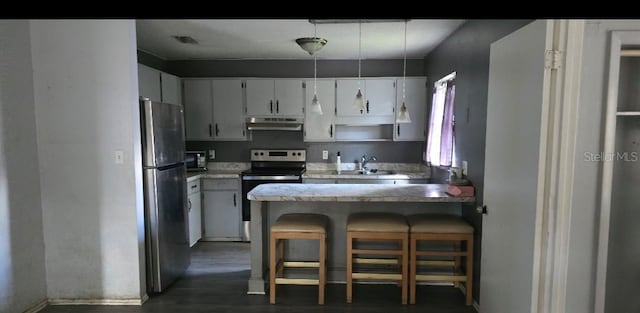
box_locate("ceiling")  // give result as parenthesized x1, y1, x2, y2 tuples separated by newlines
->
(135, 19, 465, 60)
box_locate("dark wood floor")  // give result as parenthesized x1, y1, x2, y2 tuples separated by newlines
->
(41, 242, 477, 313)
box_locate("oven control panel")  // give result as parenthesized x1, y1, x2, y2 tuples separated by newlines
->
(250, 149, 306, 162)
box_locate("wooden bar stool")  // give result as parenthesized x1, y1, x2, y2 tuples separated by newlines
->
(408, 214, 474, 305)
(269, 213, 328, 305)
(346, 212, 409, 304)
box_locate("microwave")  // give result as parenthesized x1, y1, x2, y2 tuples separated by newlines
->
(185, 151, 207, 172)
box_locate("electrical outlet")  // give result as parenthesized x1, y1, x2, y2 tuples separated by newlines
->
(209, 149, 215, 160)
(322, 150, 328, 160)
(462, 160, 468, 176)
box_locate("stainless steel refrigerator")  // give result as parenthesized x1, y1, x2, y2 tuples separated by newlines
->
(140, 98, 190, 293)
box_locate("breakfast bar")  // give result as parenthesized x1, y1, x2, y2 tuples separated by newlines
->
(246, 183, 476, 295)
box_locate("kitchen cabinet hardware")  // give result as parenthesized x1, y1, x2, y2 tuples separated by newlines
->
(191, 184, 198, 189)
(188, 199, 192, 211)
(366, 100, 370, 113)
(329, 124, 333, 137)
(270, 100, 273, 113)
(209, 124, 212, 137)
(233, 193, 237, 206)
(276, 100, 279, 113)
(215, 123, 219, 136)
(476, 205, 488, 215)
(397, 124, 400, 136)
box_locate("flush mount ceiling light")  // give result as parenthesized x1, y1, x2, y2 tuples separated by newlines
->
(295, 37, 328, 55)
(172, 35, 198, 45)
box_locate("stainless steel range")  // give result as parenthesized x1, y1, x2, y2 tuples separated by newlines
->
(241, 149, 306, 241)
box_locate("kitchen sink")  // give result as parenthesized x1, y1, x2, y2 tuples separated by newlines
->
(335, 169, 395, 175)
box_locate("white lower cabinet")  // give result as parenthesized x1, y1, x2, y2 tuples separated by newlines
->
(187, 179, 202, 247)
(202, 178, 241, 241)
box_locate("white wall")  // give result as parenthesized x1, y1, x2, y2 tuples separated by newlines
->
(0, 20, 47, 313)
(30, 20, 146, 301)
(567, 20, 640, 313)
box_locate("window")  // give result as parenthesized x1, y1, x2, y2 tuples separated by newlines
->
(426, 72, 456, 167)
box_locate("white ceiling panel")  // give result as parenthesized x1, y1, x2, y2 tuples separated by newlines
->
(136, 19, 465, 60)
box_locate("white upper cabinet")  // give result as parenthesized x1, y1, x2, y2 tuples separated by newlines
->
(304, 80, 336, 142)
(138, 64, 181, 105)
(160, 72, 181, 105)
(246, 79, 304, 117)
(138, 64, 161, 102)
(183, 79, 214, 141)
(212, 79, 247, 140)
(336, 78, 396, 124)
(394, 77, 427, 141)
(274, 79, 304, 116)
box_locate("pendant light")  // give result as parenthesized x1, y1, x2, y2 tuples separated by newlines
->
(353, 22, 366, 111)
(396, 20, 411, 123)
(310, 24, 323, 114)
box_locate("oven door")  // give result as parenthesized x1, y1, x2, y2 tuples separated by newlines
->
(240, 175, 302, 241)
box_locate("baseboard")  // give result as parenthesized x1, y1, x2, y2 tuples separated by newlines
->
(23, 299, 48, 313)
(48, 297, 145, 306)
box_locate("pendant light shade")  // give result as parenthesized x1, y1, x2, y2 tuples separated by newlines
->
(310, 94, 323, 114)
(396, 20, 411, 123)
(353, 22, 366, 111)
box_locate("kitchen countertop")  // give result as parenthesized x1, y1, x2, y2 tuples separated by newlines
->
(186, 162, 249, 182)
(302, 170, 430, 180)
(247, 183, 474, 202)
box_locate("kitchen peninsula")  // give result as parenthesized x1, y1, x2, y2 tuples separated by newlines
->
(246, 183, 475, 294)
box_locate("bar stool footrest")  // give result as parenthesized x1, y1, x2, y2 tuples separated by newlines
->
(283, 261, 320, 268)
(275, 278, 320, 285)
(352, 272, 402, 280)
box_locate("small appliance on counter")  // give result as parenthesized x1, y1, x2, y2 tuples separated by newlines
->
(185, 151, 207, 172)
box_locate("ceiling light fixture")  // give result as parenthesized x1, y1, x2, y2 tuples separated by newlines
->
(353, 22, 366, 111)
(396, 20, 411, 123)
(172, 35, 198, 45)
(295, 37, 327, 56)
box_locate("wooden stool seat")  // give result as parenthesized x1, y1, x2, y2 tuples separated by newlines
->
(270, 213, 328, 305)
(346, 212, 409, 304)
(408, 214, 474, 306)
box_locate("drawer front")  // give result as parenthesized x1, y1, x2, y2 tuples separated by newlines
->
(187, 180, 200, 194)
(202, 178, 239, 190)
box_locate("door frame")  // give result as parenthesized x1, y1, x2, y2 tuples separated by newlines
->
(594, 30, 640, 313)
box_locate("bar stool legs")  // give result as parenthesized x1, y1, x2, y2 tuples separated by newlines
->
(269, 213, 328, 305)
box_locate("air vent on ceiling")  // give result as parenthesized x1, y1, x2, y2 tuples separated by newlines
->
(172, 36, 198, 45)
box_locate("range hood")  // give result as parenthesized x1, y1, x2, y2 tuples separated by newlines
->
(246, 117, 303, 131)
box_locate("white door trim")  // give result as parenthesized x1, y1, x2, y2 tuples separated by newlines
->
(530, 19, 585, 313)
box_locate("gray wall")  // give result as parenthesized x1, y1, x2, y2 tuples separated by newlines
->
(0, 20, 47, 313)
(568, 20, 640, 313)
(174, 58, 426, 163)
(166, 59, 424, 78)
(423, 19, 532, 303)
(187, 131, 423, 163)
(137, 50, 169, 73)
(31, 20, 146, 301)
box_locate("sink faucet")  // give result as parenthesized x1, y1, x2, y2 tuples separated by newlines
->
(360, 155, 377, 172)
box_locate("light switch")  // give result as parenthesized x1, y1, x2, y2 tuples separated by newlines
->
(209, 149, 215, 160)
(462, 160, 468, 176)
(322, 150, 328, 160)
(115, 150, 124, 164)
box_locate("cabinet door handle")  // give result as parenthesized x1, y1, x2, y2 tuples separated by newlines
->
(366, 100, 370, 113)
(188, 199, 192, 212)
(270, 100, 273, 113)
(233, 193, 237, 207)
(215, 123, 220, 136)
(208, 124, 212, 137)
(276, 100, 279, 113)
(329, 124, 333, 137)
(397, 125, 400, 136)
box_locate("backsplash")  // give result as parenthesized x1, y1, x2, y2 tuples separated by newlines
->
(186, 130, 425, 163)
